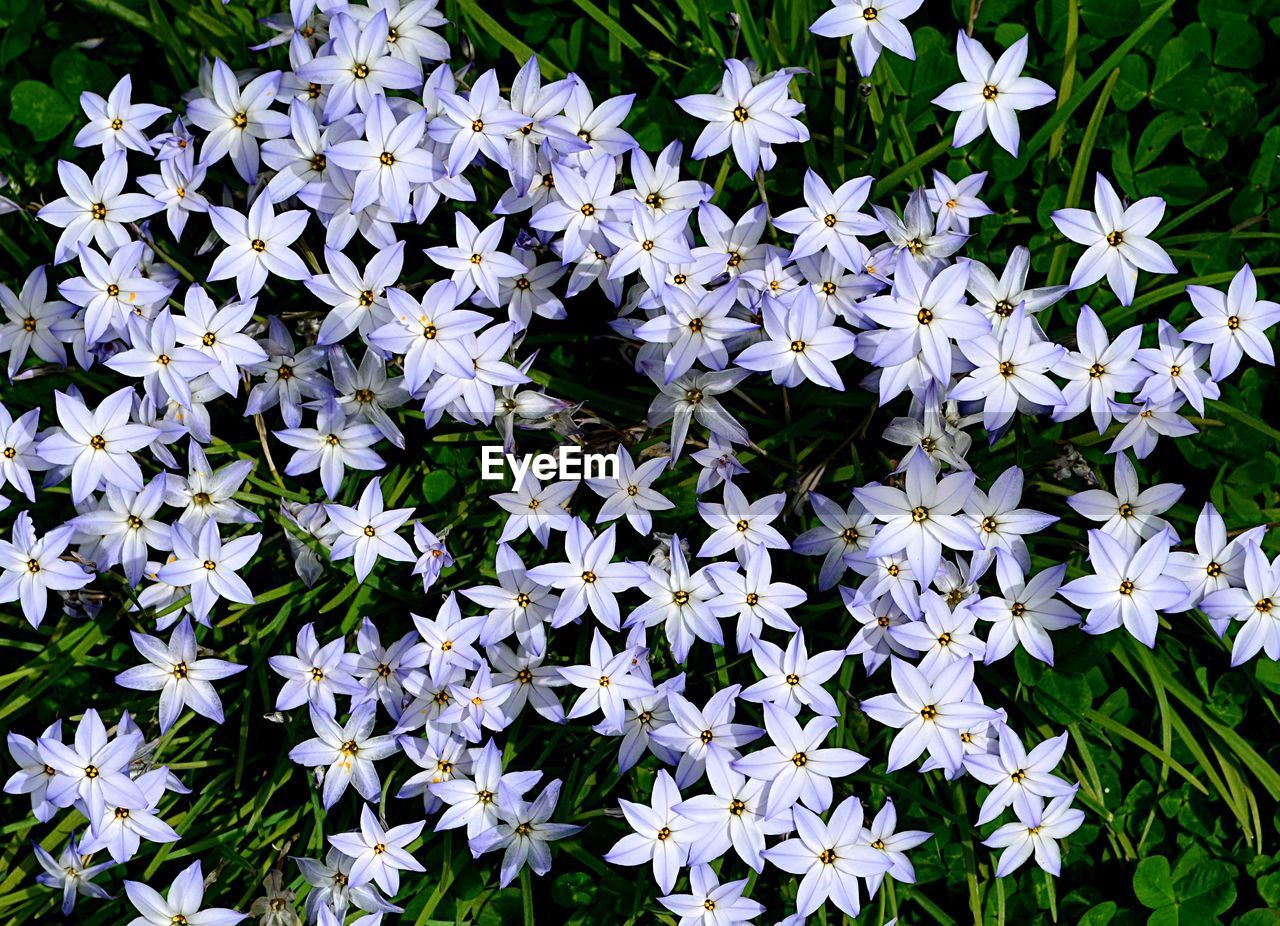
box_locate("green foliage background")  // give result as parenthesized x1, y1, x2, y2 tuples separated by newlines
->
(2, 0, 1280, 924)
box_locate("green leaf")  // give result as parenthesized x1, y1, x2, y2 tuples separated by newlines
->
(1113, 55, 1151, 111)
(1182, 124, 1227, 160)
(1080, 0, 1142, 38)
(422, 469, 456, 504)
(8, 80, 76, 142)
(1080, 902, 1119, 925)
(1135, 113, 1195, 170)
(1135, 856, 1176, 909)
(1151, 36, 1212, 112)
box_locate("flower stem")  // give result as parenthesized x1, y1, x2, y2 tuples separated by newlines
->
(520, 867, 535, 926)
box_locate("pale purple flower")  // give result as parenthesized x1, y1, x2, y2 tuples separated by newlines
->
(38, 387, 158, 502)
(739, 630, 847, 717)
(856, 448, 980, 584)
(469, 779, 583, 887)
(970, 553, 1078, 665)
(1058, 529, 1187, 647)
(115, 616, 245, 731)
(289, 702, 398, 808)
(658, 864, 764, 926)
(773, 170, 880, 270)
(859, 656, 1000, 776)
(37, 151, 161, 264)
(732, 703, 868, 817)
(75, 73, 168, 154)
(186, 58, 290, 183)
(325, 476, 416, 581)
(297, 10, 422, 120)
(208, 193, 310, 300)
(527, 520, 648, 631)
(811, 0, 922, 76)
(736, 289, 857, 389)
(1051, 173, 1176, 306)
(328, 803, 425, 894)
(760, 798, 892, 918)
(932, 33, 1055, 156)
(677, 60, 809, 177)
(1183, 264, 1280, 380)
(983, 790, 1084, 877)
(157, 520, 262, 621)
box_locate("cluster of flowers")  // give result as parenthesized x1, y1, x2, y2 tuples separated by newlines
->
(4, 0, 1280, 923)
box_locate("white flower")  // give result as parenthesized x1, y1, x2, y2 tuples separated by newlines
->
(969, 553, 1079, 666)
(772, 169, 880, 270)
(470, 779, 583, 887)
(328, 95, 435, 220)
(889, 590, 985, 674)
(38, 708, 146, 820)
(428, 69, 529, 176)
(58, 241, 173, 345)
(1051, 305, 1144, 432)
(526, 520, 648, 631)
(105, 308, 219, 409)
(658, 864, 765, 926)
(739, 630, 846, 716)
(37, 151, 161, 264)
(966, 727, 1076, 825)
(707, 542, 807, 652)
(925, 170, 993, 234)
(124, 861, 247, 926)
(585, 445, 674, 536)
(289, 702, 398, 808)
(1065, 452, 1182, 551)
(33, 832, 113, 915)
(676, 59, 809, 177)
(949, 306, 1065, 432)
(1051, 173, 1177, 306)
(860, 259, 987, 384)
(325, 476, 416, 582)
(186, 58, 290, 183)
(626, 536, 724, 663)
(647, 367, 751, 460)
(424, 214, 527, 305)
(604, 770, 694, 893)
(268, 623, 363, 715)
(810, 0, 922, 77)
(491, 472, 578, 546)
(859, 656, 1000, 776)
(296, 10, 422, 121)
(1200, 543, 1280, 665)
(38, 387, 158, 502)
(760, 798, 893, 918)
(983, 790, 1084, 877)
(1166, 502, 1263, 622)
(0, 266, 76, 376)
(115, 617, 244, 731)
(735, 289, 857, 390)
(675, 751, 777, 871)
(276, 399, 385, 499)
(731, 703, 868, 817)
(649, 685, 763, 788)
(557, 628, 654, 733)
(328, 804, 425, 894)
(208, 193, 310, 301)
(604, 202, 693, 291)
(157, 519, 262, 621)
(1058, 529, 1187, 647)
(932, 33, 1055, 156)
(855, 448, 980, 585)
(1183, 264, 1280, 380)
